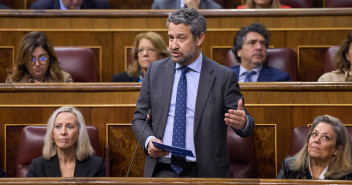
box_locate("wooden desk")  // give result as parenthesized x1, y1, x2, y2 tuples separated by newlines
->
(1, 82, 352, 178)
(1, 9, 352, 81)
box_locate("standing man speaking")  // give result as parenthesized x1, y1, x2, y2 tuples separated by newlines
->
(132, 8, 255, 177)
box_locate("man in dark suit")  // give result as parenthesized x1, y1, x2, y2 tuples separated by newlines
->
(132, 8, 254, 177)
(230, 23, 291, 82)
(151, 0, 222, 9)
(30, 0, 109, 9)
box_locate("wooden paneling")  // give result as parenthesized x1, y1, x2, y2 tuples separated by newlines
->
(0, 47, 13, 82)
(107, 124, 145, 177)
(298, 47, 328, 81)
(1, 9, 352, 81)
(1, 83, 352, 177)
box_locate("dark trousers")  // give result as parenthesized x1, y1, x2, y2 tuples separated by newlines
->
(152, 162, 198, 177)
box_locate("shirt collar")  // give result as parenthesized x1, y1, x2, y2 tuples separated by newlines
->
(308, 156, 328, 179)
(180, 0, 184, 8)
(239, 65, 262, 77)
(175, 51, 202, 73)
(60, 0, 81, 10)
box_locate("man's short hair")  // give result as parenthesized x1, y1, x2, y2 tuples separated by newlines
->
(167, 8, 207, 39)
(232, 23, 270, 62)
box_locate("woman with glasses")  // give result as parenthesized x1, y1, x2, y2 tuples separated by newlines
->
(111, 32, 169, 82)
(6, 31, 73, 83)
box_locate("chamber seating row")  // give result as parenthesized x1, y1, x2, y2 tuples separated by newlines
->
(42, 46, 340, 83)
(1, 0, 352, 9)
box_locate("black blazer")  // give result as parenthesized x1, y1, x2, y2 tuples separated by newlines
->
(26, 155, 106, 177)
(277, 157, 352, 180)
(30, 0, 109, 9)
(111, 71, 139, 82)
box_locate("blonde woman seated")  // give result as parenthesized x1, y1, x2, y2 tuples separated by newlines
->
(26, 106, 105, 177)
(318, 32, 352, 82)
(6, 31, 72, 83)
(111, 32, 169, 82)
(277, 115, 352, 179)
(237, 0, 290, 9)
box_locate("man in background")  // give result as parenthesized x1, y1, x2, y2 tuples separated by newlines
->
(30, 0, 109, 9)
(152, 0, 221, 9)
(230, 23, 291, 82)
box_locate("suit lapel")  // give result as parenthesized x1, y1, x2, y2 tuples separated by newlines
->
(234, 66, 240, 80)
(257, 66, 270, 81)
(193, 56, 215, 136)
(45, 155, 61, 177)
(53, 0, 61, 9)
(73, 158, 90, 177)
(157, 59, 176, 139)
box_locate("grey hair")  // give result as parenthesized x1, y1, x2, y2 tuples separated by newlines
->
(167, 8, 207, 40)
(42, 106, 94, 161)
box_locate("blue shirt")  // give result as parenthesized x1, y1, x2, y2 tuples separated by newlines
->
(59, 0, 81, 10)
(145, 52, 203, 163)
(238, 65, 262, 82)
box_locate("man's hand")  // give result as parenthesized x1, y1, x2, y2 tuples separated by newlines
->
(184, 0, 201, 9)
(147, 138, 169, 158)
(224, 99, 247, 129)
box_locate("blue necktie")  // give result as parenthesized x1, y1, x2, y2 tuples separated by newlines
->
(244, 71, 256, 82)
(171, 66, 190, 174)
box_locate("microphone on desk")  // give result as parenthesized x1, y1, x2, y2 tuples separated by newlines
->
(126, 109, 152, 177)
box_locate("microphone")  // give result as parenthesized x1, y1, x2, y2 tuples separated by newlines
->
(126, 109, 152, 177)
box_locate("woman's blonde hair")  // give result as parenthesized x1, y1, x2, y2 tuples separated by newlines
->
(127, 32, 169, 78)
(289, 115, 352, 179)
(7, 31, 65, 82)
(245, 0, 281, 8)
(42, 106, 94, 161)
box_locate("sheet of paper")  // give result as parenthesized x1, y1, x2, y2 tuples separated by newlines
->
(152, 141, 195, 158)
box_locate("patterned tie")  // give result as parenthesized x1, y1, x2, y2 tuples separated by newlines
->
(244, 71, 256, 82)
(171, 66, 190, 174)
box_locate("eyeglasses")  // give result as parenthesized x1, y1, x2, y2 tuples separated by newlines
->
(30, 56, 48, 65)
(138, 48, 157, 55)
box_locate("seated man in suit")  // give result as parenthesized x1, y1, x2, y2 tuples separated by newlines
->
(31, 0, 109, 9)
(230, 23, 291, 82)
(152, 0, 222, 9)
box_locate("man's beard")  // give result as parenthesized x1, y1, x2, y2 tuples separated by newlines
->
(170, 43, 197, 66)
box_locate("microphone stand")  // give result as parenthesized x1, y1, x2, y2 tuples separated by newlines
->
(126, 109, 151, 177)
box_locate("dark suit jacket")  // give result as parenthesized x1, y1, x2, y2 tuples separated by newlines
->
(151, 0, 222, 9)
(230, 65, 292, 82)
(111, 71, 139, 82)
(0, 4, 10, 9)
(277, 157, 352, 180)
(26, 155, 106, 177)
(30, 0, 109, 9)
(132, 55, 255, 177)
